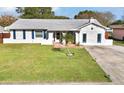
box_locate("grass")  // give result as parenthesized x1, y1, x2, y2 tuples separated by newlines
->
(113, 40, 124, 46)
(0, 44, 110, 83)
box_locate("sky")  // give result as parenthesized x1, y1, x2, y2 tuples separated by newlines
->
(0, 7, 124, 20)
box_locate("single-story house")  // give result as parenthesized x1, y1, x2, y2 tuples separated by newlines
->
(3, 18, 113, 45)
(110, 24, 124, 40)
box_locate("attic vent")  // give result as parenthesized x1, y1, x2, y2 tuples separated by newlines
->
(91, 27, 93, 30)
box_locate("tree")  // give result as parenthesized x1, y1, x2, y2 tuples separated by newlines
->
(74, 10, 96, 19)
(112, 15, 124, 25)
(16, 7, 54, 19)
(0, 15, 16, 27)
(121, 15, 124, 21)
(97, 12, 115, 26)
(53, 16, 69, 19)
(74, 10, 115, 26)
(111, 20, 124, 25)
(16, 7, 69, 19)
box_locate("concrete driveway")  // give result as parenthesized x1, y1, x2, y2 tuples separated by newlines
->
(86, 46, 124, 84)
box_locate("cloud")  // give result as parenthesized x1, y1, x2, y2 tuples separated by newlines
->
(1, 7, 15, 10)
(0, 7, 17, 16)
(0, 7, 16, 12)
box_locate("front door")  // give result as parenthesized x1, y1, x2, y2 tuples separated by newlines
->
(55, 32, 60, 42)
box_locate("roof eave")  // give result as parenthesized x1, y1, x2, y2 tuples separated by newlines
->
(78, 22, 111, 30)
(9, 28, 79, 32)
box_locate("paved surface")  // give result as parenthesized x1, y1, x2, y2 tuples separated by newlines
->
(86, 45, 124, 84)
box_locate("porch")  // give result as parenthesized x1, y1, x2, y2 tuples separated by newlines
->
(53, 31, 78, 45)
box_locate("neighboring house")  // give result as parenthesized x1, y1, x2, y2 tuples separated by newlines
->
(4, 18, 113, 45)
(110, 24, 124, 40)
(0, 26, 10, 43)
(0, 26, 4, 43)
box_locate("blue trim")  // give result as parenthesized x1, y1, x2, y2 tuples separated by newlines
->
(43, 31, 48, 40)
(13, 30, 16, 39)
(46, 31, 49, 39)
(43, 31, 46, 39)
(32, 30, 34, 39)
(23, 30, 26, 39)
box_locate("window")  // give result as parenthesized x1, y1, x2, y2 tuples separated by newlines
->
(82, 33, 87, 43)
(97, 33, 101, 43)
(13, 30, 16, 39)
(32, 30, 34, 39)
(56, 32, 60, 39)
(35, 31, 42, 37)
(43, 31, 48, 40)
(23, 30, 26, 39)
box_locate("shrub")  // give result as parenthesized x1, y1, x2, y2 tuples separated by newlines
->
(64, 32, 74, 44)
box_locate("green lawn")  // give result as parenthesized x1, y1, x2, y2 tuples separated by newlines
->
(0, 44, 110, 83)
(113, 40, 124, 46)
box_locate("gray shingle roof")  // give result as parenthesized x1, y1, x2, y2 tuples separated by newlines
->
(7, 19, 107, 31)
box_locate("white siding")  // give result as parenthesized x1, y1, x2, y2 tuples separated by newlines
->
(75, 32, 79, 44)
(4, 31, 35, 43)
(78, 24, 113, 45)
(3, 30, 54, 45)
(41, 32, 54, 45)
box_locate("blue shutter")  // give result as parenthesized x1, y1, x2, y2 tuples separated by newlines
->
(46, 31, 49, 40)
(43, 31, 46, 39)
(32, 30, 34, 39)
(23, 30, 26, 39)
(42, 31, 48, 39)
(44, 31, 48, 40)
(13, 30, 16, 39)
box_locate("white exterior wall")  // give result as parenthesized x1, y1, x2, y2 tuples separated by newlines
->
(3, 24, 113, 45)
(78, 24, 113, 45)
(3, 31, 54, 45)
(41, 32, 54, 45)
(75, 32, 79, 44)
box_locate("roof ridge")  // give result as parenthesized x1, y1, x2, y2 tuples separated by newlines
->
(18, 19, 90, 20)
